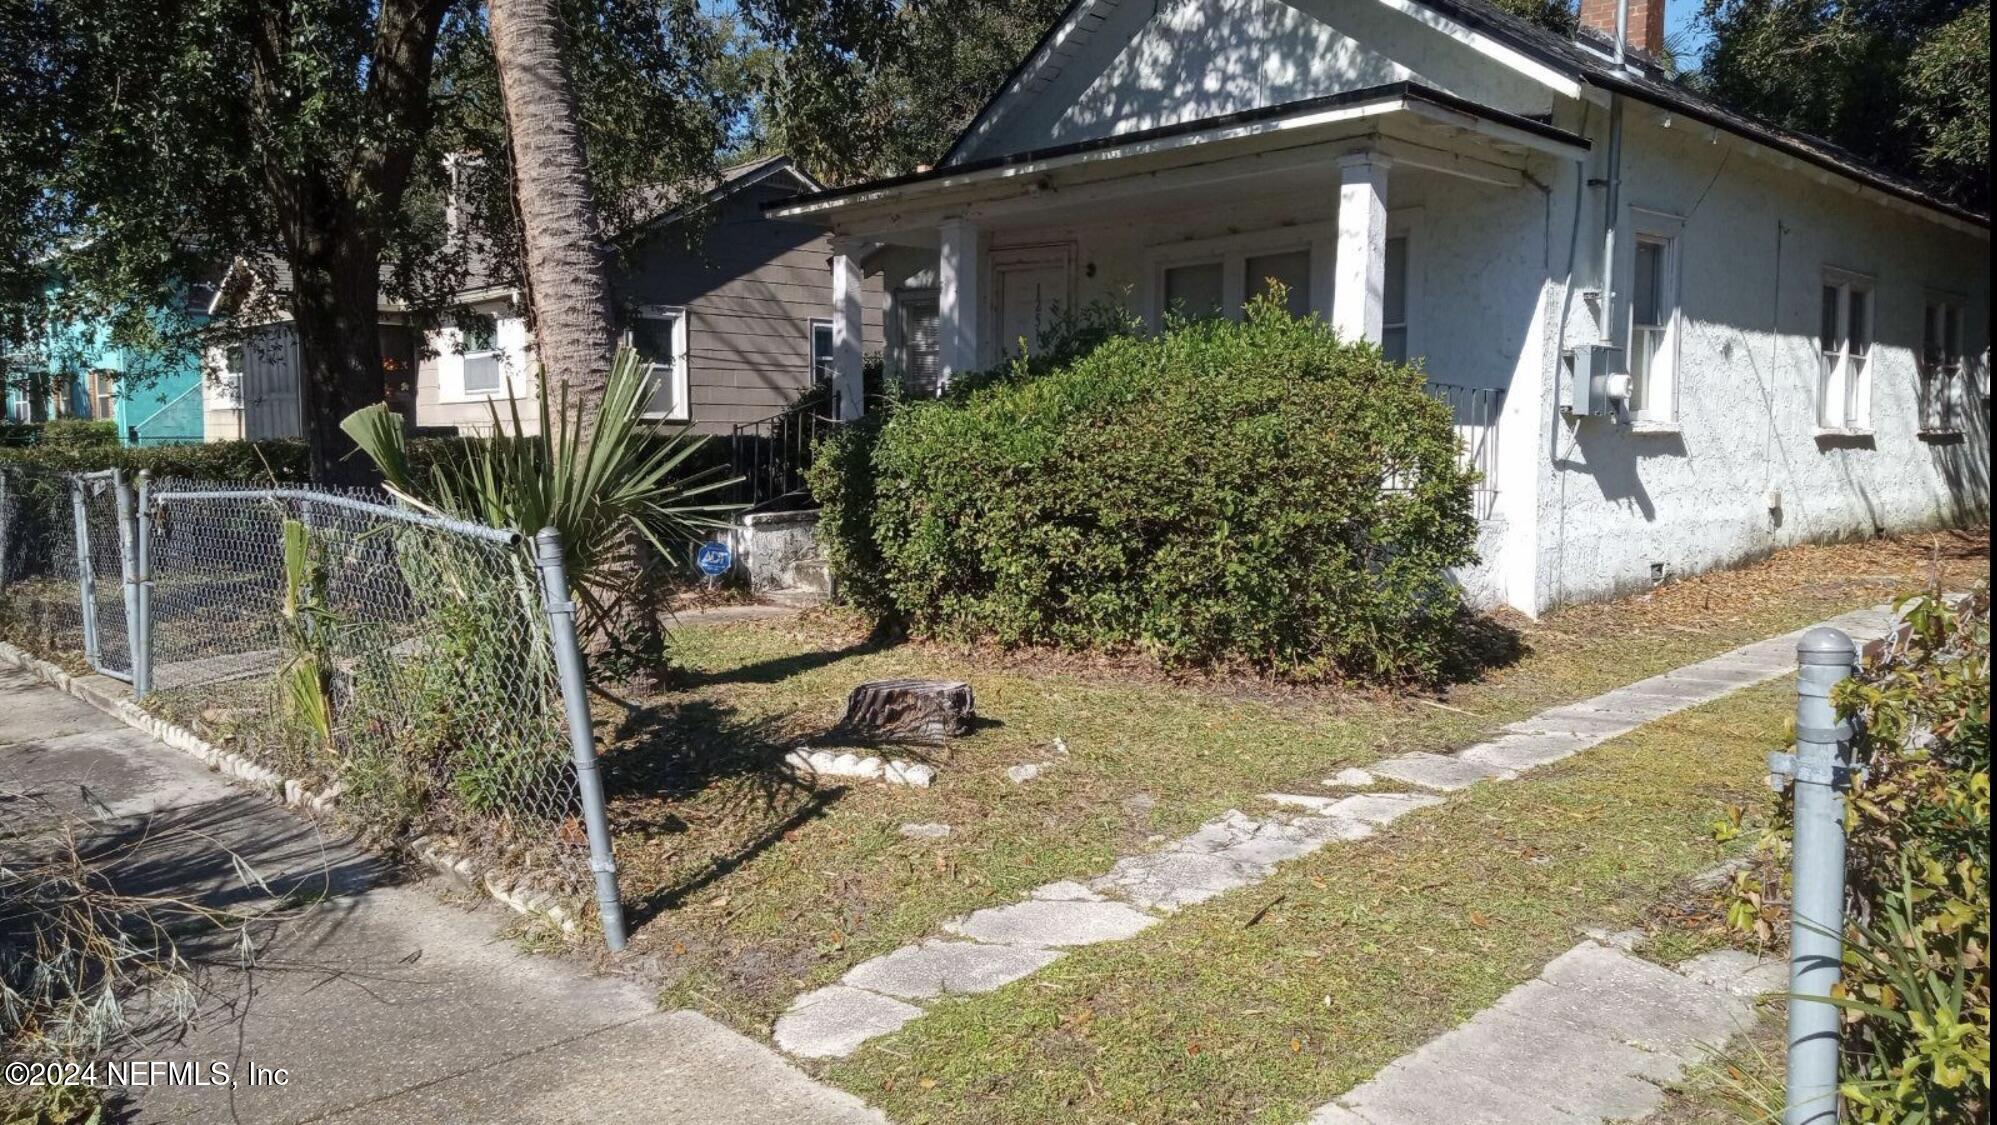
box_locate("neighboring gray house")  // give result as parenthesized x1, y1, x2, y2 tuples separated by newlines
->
(772, 0, 1990, 614)
(201, 259, 417, 442)
(416, 155, 884, 437)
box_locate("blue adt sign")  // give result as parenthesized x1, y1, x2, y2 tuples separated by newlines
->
(695, 540, 734, 577)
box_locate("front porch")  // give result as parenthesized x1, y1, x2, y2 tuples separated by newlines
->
(772, 84, 1585, 534)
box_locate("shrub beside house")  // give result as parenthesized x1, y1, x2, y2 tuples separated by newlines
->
(812, 300, 1481, 683)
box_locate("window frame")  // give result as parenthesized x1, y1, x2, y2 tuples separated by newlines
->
(1919, 295, 1965, 435)
(1623, 208, 1684, 426)
(440, 311, 529, 404)
(89, 368, 117, 423)
(1145, 224, 1334, 326)
(1382, 209, 1424, 364)
(809, 317, 836, 385)
(627, 304, 691, 423)
(1817, 268, 1875, 433)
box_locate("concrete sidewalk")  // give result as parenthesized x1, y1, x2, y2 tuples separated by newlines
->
(0, 665, 883, 1125)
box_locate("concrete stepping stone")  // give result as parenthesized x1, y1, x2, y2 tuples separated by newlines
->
(1261, 792, 1340, 812)
(1324, 767, 1377, 788)
(942, 899, 1157, 947)
(1312, 941, 1759, 1124)
(841, 940, 1060, 1000)
(772, 985, 922, 1059)
(1370, 750, 1514, 791)
(1458, 730, 1603, 773)
(1091, 850, 1265, 911)
(1325, 791, 1445, 825)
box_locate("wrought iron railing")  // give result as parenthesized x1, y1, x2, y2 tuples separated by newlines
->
(729, 394, 839, 510)
(1424, 380, 1504, 520)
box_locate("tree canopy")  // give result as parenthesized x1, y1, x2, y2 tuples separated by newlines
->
(1693, 0, 1990, 211)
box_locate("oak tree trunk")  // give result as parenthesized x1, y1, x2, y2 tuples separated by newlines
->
(487, 0, 617, 416)
(286, 234, 386, 485)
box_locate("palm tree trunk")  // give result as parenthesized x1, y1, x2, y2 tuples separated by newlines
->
(487, 0, 616, 411)
(487, 0, 667, 689)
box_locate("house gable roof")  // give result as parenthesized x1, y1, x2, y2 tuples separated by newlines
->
(942, 0, 1986, 229)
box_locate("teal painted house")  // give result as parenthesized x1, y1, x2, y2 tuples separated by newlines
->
(4, 285, 210, 446)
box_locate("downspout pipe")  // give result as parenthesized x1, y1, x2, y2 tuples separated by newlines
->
(1598, 92, 1625, 348)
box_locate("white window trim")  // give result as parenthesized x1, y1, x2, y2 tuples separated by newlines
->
(1623, 208, 1685, 425)
(439, 314, 532, 405)
(808, 317, 835, 384)
(1385, 208, 1425, 365)
(204, 345, 245, 411)
(1145, 224, 1335, 326)
(1918, 291, 1966, 435)
(629, 304, 690, 423)
(1817, 267, 1875, 434)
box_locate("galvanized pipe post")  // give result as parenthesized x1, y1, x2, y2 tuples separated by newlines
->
(112, 470, 142, 697)
(133, 471, 154, 698)
(532, 527, 628, 951)
(69, 477, 100, 668)
(1771, 626, 1859, 1125)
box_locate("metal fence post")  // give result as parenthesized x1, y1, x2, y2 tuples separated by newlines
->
(69, 477, 100, 668)
(1771, 626, 1858, 1125)
(112, 470, 142, 698)
(133, 471, 153, 698)
(532, 526, 628, 952)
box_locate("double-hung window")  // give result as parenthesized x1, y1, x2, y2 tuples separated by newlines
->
(459, 318, 508, 396)
(1920, 299, 1963, 434)
(1382, 235, 1410, 363)
(809, 319, 835, 385)
(1625, 213, 1682, 424)
(1242, 250, 1312, 318)
(89, 370, 116, 422)
(1818, 272, 1873, 431)
(628, 306, 690, 422)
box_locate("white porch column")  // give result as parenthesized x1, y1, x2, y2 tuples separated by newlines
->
(1332, 154, 1391, 345)
(829, 240, 865, 421)
(937, 218, 984, 383)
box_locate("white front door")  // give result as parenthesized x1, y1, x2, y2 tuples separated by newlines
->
(991, 245, 1075, 360)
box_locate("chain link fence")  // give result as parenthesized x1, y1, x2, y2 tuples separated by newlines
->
(0, 467, 626, 949)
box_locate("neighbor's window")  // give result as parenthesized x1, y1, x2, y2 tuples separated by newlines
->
(1243, 249, 1311, 318)
(1162, 261, 1225, 320)
(1627, 235, 1677, 421)
(1382, 235, 1410, 363)
(1819, 274, 1873, 430)
(629, 307, 689, 421)
(89, 369, 116, 421)
(1920, 299, 1963, 433)
(461, 321, 506, 395)
(810, 318, 835, 384)
(215, 346, 246, 408)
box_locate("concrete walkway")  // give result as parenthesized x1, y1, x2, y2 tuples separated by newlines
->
(1310, 941, 1784, 1124)
(0, 664, 882, 1125)
(772, 603, 1898, 1062)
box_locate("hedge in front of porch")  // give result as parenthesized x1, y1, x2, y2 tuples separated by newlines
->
(809, 298, 1481, 683)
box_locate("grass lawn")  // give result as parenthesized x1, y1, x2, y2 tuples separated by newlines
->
(599, 529, 1985, 1043)
(825, 679, 1795, 1122)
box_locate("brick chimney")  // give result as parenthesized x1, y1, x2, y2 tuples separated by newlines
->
(1579, 0, 1666, 57)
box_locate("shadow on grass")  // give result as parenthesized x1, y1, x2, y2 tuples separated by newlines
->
(1435, 610, 1530, 687)
(670, 632, 897, 691)
(603, 698, 849, 930)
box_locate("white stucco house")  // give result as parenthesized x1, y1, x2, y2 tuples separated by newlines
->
(770, 0, 1991, 615)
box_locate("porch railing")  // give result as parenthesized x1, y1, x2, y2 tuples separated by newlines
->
(1425, 380, 1503, 520)
(729, 396, 839, 510)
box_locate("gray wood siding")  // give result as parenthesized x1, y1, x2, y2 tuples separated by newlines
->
(617, 181, 884, 434)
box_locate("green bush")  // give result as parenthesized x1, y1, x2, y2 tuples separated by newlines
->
(1728, 588, 1990, 1120)
(39, 419, 120, 449)
(809, 297, 1482, 682)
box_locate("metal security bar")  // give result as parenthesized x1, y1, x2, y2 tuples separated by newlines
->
(0, 470, 625, 950)
(1425, 381, 1504, 521)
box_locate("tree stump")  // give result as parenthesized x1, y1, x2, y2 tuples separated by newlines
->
(837, 679, 976, 742)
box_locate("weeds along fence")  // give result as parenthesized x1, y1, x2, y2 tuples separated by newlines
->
(0, 465, 627, 950)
